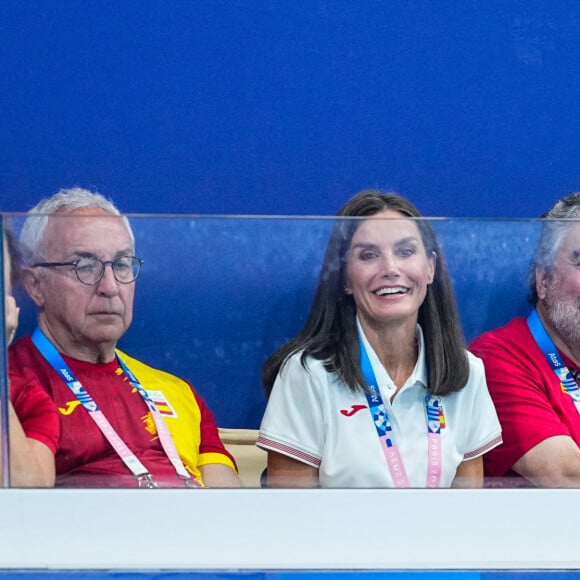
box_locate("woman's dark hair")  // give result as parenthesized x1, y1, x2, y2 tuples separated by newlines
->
(262, 189, 469, 397)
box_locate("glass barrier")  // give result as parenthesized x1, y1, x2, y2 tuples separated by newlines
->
(1, 212, 542, 490)
(0, 215, 10, 488)
(4, 212, 580, 572)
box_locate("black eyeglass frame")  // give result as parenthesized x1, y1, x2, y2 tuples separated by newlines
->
(32, 256, 144, 285)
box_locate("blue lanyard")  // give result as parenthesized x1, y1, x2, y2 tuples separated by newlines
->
(360, 340, 394, 441)
(32, 327, 160, 412)
(527, 309, 580, 409)
(359, 336, 443, 487)
(31, 327, 199, 487)
(32, 327, 101, 412)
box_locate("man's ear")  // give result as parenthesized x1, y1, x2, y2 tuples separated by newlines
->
(536, 267, 550, 301)
(22, 267, 45, 308)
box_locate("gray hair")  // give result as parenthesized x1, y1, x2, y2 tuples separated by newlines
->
(528, 192, 580, 304)
(20, 187, 134, 264)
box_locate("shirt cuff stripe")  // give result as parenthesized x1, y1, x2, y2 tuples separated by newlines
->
(463, 434, 503, 460)
(257, 435, 321, 468)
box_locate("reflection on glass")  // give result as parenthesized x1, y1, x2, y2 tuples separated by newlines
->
(0, 221, 9, 488)
(2, 223, 42, 487)
(5, 200, 572, 490)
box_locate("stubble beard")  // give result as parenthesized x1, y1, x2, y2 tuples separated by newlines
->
(543, 284, 580, 348)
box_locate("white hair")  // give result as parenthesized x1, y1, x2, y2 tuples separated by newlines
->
(20, 187, 134, 264)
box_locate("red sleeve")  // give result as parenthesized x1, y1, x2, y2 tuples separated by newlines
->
(10, 379, 60, 454)
(470, 324, 572, 478)
(192, 389, 237, 469)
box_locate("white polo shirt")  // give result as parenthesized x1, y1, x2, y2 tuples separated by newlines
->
(257, 325, 502, 487)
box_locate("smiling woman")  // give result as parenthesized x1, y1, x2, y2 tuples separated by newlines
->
(345, 209, 436, 346)
(257, 189, 502, 489)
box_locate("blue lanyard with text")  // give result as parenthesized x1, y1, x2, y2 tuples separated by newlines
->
(527, 309, 580, 414)
(359, 337, 442, 487)
(32, 327, 200, 487)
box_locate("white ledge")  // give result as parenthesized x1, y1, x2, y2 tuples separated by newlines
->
(0, 488, 576, 570)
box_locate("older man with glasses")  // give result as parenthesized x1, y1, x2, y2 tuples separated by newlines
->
(8, 187, 240, 488)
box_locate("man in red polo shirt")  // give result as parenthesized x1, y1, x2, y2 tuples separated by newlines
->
(9, 187, 240, 488)
(471, 192, 580, 487)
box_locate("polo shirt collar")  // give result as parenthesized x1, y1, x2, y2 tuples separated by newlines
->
(356, 316, 428, 391)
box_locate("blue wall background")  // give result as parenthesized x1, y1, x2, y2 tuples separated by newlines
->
(1, 2, 579, 429)
(1, 1, 579, 217)
(9, 214, 539, 429)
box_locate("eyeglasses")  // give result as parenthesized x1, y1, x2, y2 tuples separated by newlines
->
(32, 256, 144, 285)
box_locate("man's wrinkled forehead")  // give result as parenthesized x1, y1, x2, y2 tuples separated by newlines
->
(44, 209, 134, 251)
(49, 207, 130, 229)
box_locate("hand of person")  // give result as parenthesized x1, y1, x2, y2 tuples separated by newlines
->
(5, 294, 20, 345)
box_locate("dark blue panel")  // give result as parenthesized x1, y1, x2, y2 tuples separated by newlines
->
(1, 1, 578, 217)
(481, 573, 580, 580)
(9, 215, 540, 429)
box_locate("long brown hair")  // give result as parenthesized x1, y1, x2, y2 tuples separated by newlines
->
(262, 189, 469, 397)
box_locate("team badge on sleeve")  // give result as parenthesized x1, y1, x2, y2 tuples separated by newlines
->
(146, 390, 178, 418)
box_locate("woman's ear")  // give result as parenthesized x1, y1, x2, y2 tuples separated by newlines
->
(343, 275, 353, 295)
(427, 251, 437, 284)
